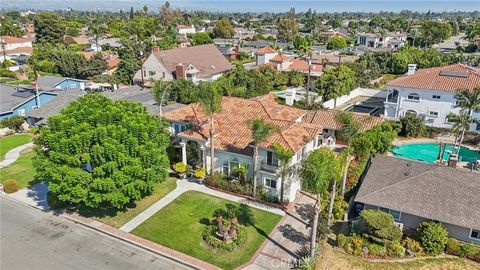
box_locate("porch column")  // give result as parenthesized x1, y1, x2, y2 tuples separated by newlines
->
(200, 146, 206, 169)
(180, 142, 187, 164)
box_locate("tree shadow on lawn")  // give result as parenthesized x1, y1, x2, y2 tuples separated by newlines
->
(74, 202, 136, 218)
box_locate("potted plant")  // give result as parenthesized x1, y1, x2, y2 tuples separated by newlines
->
(194, 167, 206, 182)
(173, 162, 187, 178)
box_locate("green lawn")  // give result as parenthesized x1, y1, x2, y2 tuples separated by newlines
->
(78, 178, 177, 228)
(0, 150, 36, 188)
(132, 191, 282, 270)
(0, 134, 32, 160)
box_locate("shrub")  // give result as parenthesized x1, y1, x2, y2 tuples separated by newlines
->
(0, 68, 16, 78)
(3, 179, 20, 193)
(403, 237, 422, 254)
(205, 172, 254, 197)
(337, 233, 347, 248)
(416, 221, 448, 255)
(360, 210, 403, 243)
(202, 225, 246, 251)
(194, 167, 206, 179)
(365, 242, 387, 258)
(0, 116, 25, 131)
(344, 235, 364, 256)
(47, 191, 68, 209)
(173, 162, 187, 174)
(387, 241, 405, 257)
(459, 243, 479, 259)
(445, 237, 461, 255)
(332, 196, 348, 220)
(400, 114, 426, 138)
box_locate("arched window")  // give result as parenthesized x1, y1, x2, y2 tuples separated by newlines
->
(407, 93, 420, 101)
(230, 158, 239, 171)
(405, 110, 417, 116)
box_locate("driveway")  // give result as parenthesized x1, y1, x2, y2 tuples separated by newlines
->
(244, 193, 315, 270)
(0, 194, 193, 270)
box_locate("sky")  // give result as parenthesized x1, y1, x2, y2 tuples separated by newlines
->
(3, 0, 480, 13)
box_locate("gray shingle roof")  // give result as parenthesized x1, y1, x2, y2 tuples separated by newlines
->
(26, 91, 83, 122)
(37, 76, 67, 89)
(355, 155, 480, 230)
(0, 84, 33, 113)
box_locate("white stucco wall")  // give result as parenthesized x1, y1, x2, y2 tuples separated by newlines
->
(134, 54, 175, 83)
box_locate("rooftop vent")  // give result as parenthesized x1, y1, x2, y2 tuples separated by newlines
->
(439, 70, 470, 78)
(404, 171, 410, 177)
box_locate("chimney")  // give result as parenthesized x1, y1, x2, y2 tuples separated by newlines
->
(285, 88, 296, 106)
(152, 46, 160, 53)
(176, 63, 186, 79)
(407, 64, 417, 75)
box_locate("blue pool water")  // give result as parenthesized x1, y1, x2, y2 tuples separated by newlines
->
(391, 143, 480, 163)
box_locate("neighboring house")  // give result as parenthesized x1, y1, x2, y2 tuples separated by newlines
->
(355, 32, 406, 48)
(90, 37, 122, 52)
(133, 44, 233, 85)
(256, 47, 323, 76)
(0, 35, 33, 60)
(0, 84, 58, 119)
(384, 64, 480, 132)
(311, 52, 359, 65)
(355, 155, 480, 244)
(163, 93, 383, 202)
(37, 76, 86, 91)
(177, 24, 196, 36)
(26, 91, 83, 126)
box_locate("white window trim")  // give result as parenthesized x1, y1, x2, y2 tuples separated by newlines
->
(469, 228, 480, 240)
(17, 109, 26, 116)
(406, 93, 420, 101)
(432, 95, 441, 100)
(428, 111, 439, 117)
(70, 83, 77, 89)
(264, 177, 277, 189)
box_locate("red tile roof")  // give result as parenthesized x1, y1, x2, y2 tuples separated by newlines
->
(270, 54, 293, 62)
(303, 110, 384, 132)
(163, 94, 319, 155)
(0, 36, 31, 44)
(387, 64, 480, 93)
(5, 46, 32, 55)
(256, 46, 278, 54)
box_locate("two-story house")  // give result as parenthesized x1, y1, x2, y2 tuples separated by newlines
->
(133, 44, 233, 86)
(163, 93, 384, 202)
(384, 64, 480, 132)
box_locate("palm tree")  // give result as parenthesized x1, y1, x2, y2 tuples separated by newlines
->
(249, 119, 277, 199)
(89, 21, 106, 53)
(301, 147, 339, 258)
(453, 88, 480, 154)
(151, 79, 169, 117)
(448, 112, 478, 156)
(336, 112, 360, 196)
(272, 143, 294, 204)
(198, 82, 222, 175)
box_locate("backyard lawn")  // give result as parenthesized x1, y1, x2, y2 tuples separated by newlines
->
(0, 149, 36, 188)
(78, 178, 177, 228)
(132, 191, 282, 270)
(0, 134, 32, 160)
(317, 242, 480, 270)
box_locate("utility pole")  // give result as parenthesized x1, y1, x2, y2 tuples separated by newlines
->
(33, 64, 40, 108)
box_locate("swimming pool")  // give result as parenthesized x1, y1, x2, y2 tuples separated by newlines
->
(391, 143, 480, 163)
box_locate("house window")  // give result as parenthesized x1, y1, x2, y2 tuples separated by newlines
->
(222, 161, 230, 175)
(230, 158, 239, 171)
(264, 178, 277, 189)
(407, 93, 420, 101)
(454, 100, 461, 106)
(149, 70, 156, 76)
(173, 123, 186, 134)
(432, 95, 441, 100)
(405, 110, 417, 116)
(470, 229, 480, 240)
(32, 105, 38, 110)
(70, 83, 77, 89)
(143, 70, 147, 77)
(266, 150, 278, 166)
(162, 72, 165, 78)
(428, 111, 439, 117)
(379, 207, 401, 221)
(17, 109, 26, 116)
(476, 124, 480, 131)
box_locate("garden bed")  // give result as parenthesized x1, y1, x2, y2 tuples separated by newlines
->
(131, 191, 282, 270)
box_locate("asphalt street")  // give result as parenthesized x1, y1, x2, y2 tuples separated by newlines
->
(0, 195, 193, 270)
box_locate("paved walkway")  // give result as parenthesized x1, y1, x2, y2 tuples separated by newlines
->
(242, 193, 315, 270)
(0, 142, 33, 168)
(120, 179, 285, 232)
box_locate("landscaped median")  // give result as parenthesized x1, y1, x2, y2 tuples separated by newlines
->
(131, 190, 282, 270)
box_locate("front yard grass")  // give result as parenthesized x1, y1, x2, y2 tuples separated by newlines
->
(78, 178, 177, 228)
(0, 149, 36, 188)
(317, 242, 480, 270)
(131, 191, 282, 270)
(0, 134, 32, 160)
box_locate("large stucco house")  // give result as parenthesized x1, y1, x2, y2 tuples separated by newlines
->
(384, 64, 480, 132)
(133, 44, 233, 86)
(355, 155, 480, 244)
(163, 93, 383, 202)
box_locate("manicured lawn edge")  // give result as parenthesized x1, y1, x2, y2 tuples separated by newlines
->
(0, 134, 32, 160)
(0, 149, 36, 188)
(131, 191, 282, 270)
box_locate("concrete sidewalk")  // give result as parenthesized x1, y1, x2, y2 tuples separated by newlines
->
(0, 142, 34, 168)
(120, 179, 285, 232)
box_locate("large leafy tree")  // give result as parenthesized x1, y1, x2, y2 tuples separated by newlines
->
(213, 18, 235, 39)
(191, 32, 213, 45)
(0, 18, 24, 37)
(34, 12, 65, 44)
(115, 39, 140, 84)
(34, 95, 170, 209)
(315, 64, 355, 105)
(249, 119, 277, 199)
(301, 147, 340, 257)
(327, 36, 347, 50)
(277, 18, 298, 42)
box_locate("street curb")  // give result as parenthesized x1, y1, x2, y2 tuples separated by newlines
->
(61, 214, 214, 270)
